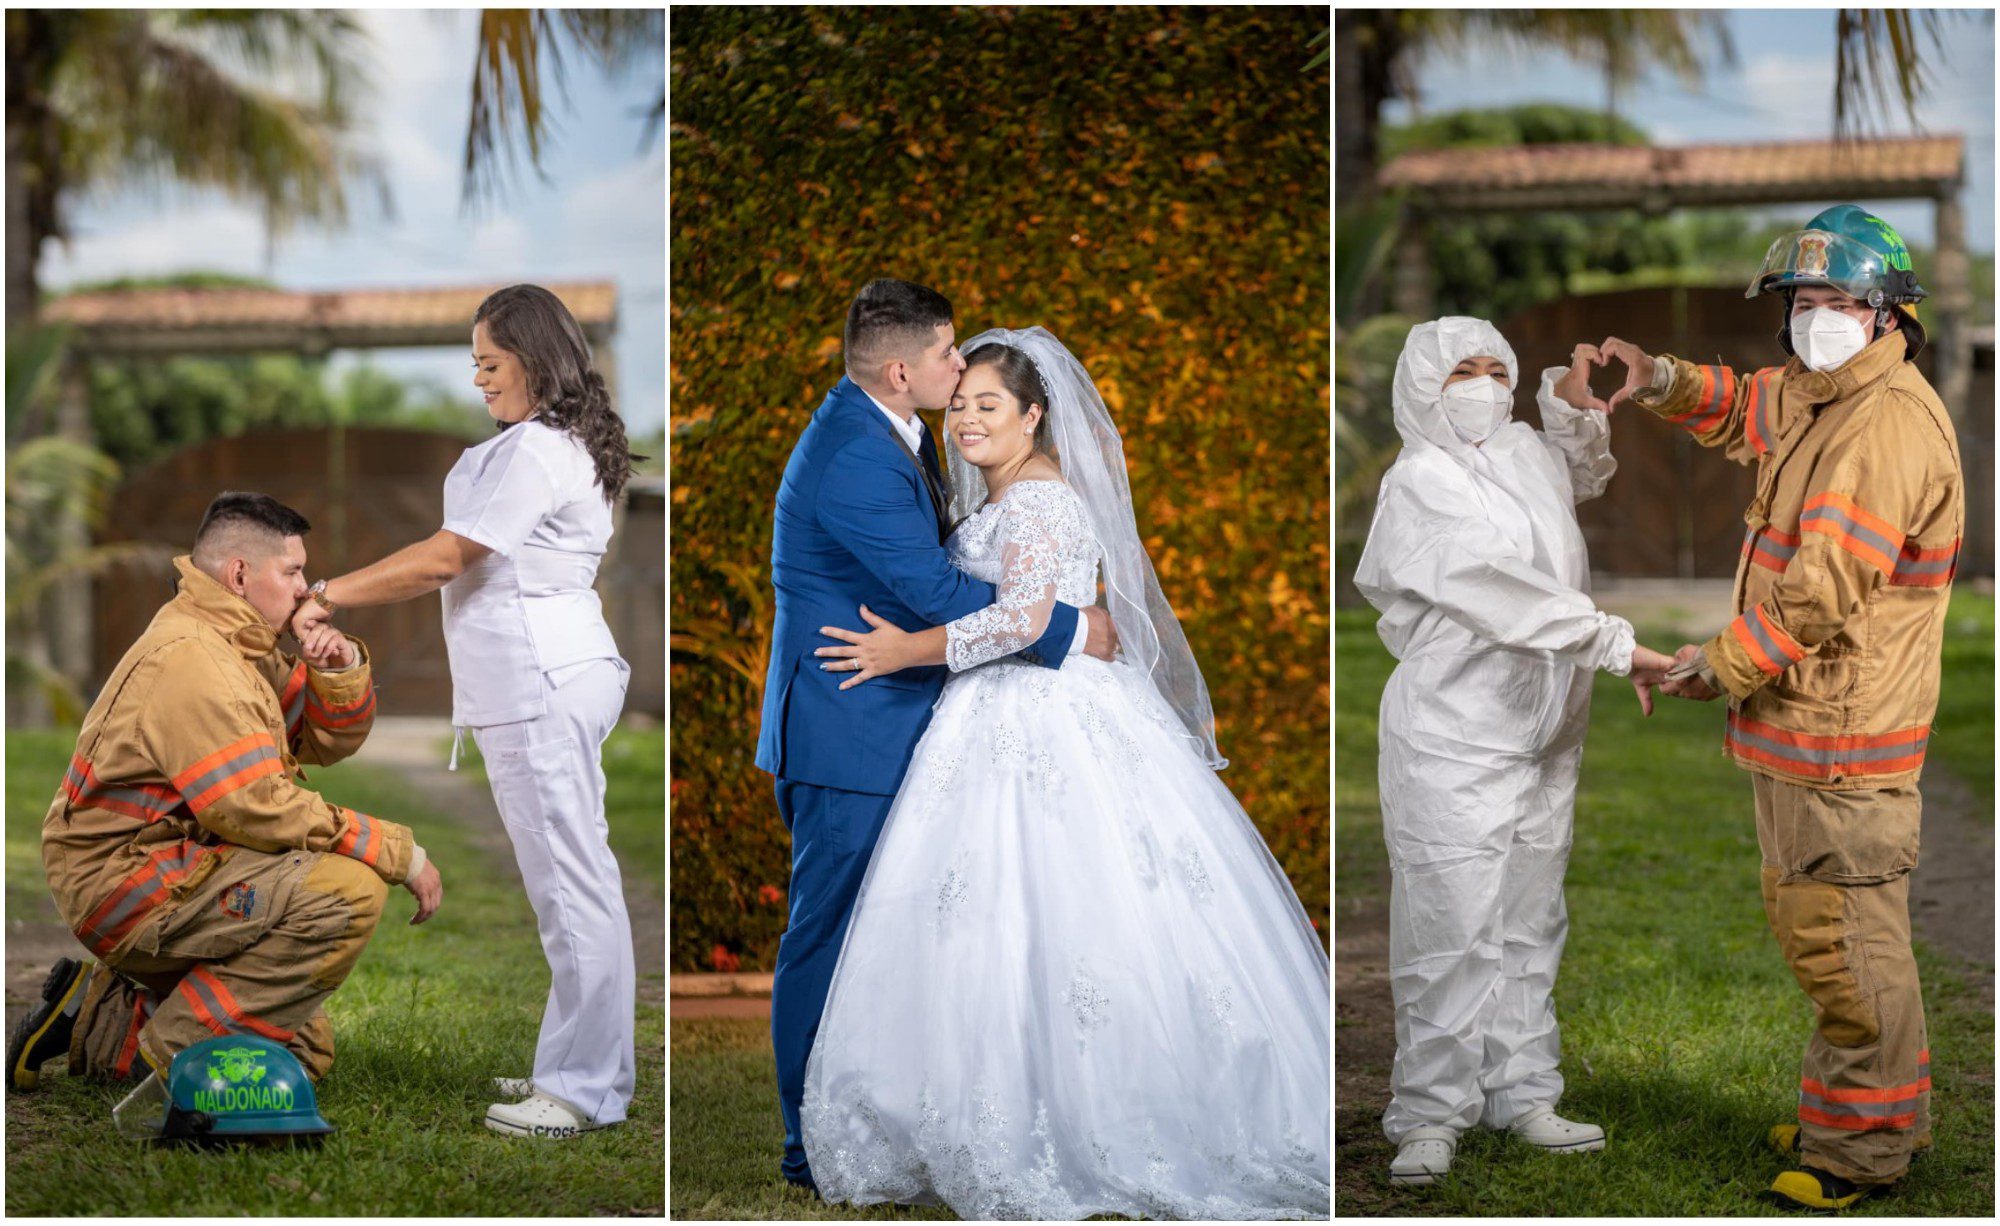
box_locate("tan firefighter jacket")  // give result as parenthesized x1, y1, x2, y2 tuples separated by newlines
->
(1632, 329, 1963, 792)
(43, 556, 413, 961)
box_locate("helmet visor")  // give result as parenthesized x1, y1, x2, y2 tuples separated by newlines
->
(1746, 229, 1897, 303)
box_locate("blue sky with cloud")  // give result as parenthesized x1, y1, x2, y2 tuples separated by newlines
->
(41, 10, 665, 434)
(1384, 9, 1993, 254)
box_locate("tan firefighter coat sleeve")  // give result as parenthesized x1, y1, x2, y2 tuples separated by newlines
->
(1631, 353, 1788, 468)
(1702, 390, 1953, 699)
(135, 636, 415, 884)
(248, 636, 378, 767)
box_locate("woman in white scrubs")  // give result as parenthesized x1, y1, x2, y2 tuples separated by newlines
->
(291, 284, 638, 1139)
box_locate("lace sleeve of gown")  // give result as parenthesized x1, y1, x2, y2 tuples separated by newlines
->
(944, 483, 1080, 673)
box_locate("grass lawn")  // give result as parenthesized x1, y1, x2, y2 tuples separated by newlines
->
(1333, 596, 1994, 1216)
(670, 1019, 959, 1221)
(454, 724, 665, 884)
(5, 731, 665, 1216)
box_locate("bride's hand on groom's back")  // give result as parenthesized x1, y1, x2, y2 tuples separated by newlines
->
(818, 606, 946, 690)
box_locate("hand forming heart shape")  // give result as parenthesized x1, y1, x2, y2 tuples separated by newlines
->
(1551, 337, 1659, 414)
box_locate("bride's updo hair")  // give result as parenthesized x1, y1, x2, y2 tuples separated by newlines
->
(963, 343, 1055, 457)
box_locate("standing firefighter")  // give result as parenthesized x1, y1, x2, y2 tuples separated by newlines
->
(1601, 205, 1961, 1210)
(7, 493, 444, 1094)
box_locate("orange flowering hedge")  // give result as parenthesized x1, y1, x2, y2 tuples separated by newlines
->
(670, 6, 1329, 971)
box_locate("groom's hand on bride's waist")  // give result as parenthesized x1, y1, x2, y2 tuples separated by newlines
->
(1082, 606, 1118, 661)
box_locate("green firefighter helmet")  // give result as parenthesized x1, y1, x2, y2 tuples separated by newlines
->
(1747, 204, 1928, 311)
(119, 1036, 334, 1145)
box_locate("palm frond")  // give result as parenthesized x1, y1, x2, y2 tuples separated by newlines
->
(53, 10, 380, 234)
(462, 7, 665, 209)
(1833, 10, 1954, 141)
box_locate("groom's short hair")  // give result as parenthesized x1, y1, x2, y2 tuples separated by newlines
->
(191, 491, 311, 571)
(844, 279, 954, 381)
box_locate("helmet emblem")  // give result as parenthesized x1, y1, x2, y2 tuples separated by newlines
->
(1797, 234, 1831, 278)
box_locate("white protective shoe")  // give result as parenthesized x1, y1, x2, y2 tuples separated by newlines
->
(1507, 1105, 1606, 1152)
(1389, 1125, 1458, 1187)
(492, 1076, 533, 1097)
(484, 1091, 609, 1140)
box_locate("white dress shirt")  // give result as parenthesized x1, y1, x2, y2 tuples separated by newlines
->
(857, 385, 1089, 657)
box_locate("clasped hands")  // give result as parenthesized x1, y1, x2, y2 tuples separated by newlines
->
(287, 592, 356, 670)
(1551, 337, 1659, 415)
(1629, 643, 1721, 715)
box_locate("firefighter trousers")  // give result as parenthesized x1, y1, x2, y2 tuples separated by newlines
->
(68, 846, 387, 1081)
(1753, 773, 1929, 1186)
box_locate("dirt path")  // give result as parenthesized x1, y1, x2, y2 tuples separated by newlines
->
(1908, 765, 1995, 1010)
(1333, 763, 1992, 1210)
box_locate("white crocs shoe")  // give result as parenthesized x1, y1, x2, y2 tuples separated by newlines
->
(1389, 1126, 1458, 1187)
(484, 1090, 609, 1140)
(1508, 1105, 1605, 1152)
(492, 1076, 533, 1097)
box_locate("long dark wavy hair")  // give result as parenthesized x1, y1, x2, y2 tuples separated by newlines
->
(473, 284, 640, 500)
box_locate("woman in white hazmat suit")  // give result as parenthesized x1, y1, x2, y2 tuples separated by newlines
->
(1354, 317, 1673, 1187)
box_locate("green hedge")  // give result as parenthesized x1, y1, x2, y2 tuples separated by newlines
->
(670, 7, 1329, 972)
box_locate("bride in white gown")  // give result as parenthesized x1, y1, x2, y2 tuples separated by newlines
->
(800, 327, 1330, 1220)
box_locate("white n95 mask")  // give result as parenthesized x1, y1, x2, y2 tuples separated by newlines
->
(1439, 376, 1513, 443)
(1791, 307, 1870, 372)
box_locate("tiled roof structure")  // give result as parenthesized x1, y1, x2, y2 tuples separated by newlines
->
(43, 281, 619, 353)
(1379, 136, 1962, 211)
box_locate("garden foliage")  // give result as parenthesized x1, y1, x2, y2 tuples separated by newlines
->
(670, 7, 1330, 970)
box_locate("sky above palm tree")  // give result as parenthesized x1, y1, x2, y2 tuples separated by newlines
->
(38, 10, 666, 434)
(1385, 10, 1993, 254)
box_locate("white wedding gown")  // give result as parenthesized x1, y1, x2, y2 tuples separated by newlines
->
(801, 480, 1331, 1221)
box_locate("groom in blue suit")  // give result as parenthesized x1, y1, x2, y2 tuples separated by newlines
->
(756, 280, 1112, 1190)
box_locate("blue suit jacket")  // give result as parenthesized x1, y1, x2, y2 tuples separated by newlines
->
(755, 377, 1079, 795)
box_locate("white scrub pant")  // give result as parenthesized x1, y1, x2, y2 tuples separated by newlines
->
(472, 656, 635, 1123)
(1377, 655, 1585, 1143)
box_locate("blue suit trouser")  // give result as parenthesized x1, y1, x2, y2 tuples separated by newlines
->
(769, 778, 895, 1185)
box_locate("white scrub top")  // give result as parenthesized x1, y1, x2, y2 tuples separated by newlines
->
(440, 419, 624, 726)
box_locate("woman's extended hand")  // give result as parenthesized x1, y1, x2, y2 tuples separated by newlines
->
(1629, 643, 1676, 717)
(1554, 344, 1610, 413)
(291, 596, 331, 641)
(817, 605, 919, 691)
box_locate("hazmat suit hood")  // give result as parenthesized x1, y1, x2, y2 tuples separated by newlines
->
(1390, 316, 1531, 459)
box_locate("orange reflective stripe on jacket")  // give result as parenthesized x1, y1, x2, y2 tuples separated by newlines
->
(1729, 606, 1806, 675)
(1668, 363, 1736, 433)
(1801, 491, 1906, 577)
(1743, 525, 1802, 574)
(332, 808, 384, 868)
(1891, 538, 1959, 588)
(170, 733, 284, 813)
(1738, 367, 1782, 456)
(74, 842, 214, 957)
(306, 684, 378, 731)
(1726, 712, 1929, 780)
(280, 663, 309, 742)
(178, 965, 295, 1041)
(61, 755, 183, 824)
